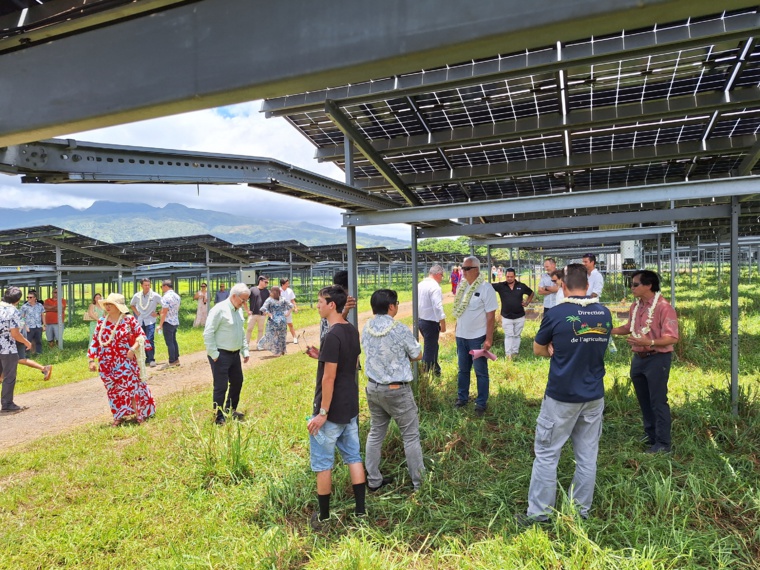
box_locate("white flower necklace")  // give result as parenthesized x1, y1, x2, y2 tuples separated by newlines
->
(560, 297, 600, 307)
(98, 315, 123, 347)
(453, 274, 485, 318)
(364, 316, 398, 337)
(136, 291, 153, 312)
(630, 291, 660, 338)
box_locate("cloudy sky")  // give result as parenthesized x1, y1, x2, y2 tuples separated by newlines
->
(0, 102, 411, 240)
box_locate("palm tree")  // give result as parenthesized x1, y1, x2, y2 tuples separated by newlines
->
(566, 315, 581, 334)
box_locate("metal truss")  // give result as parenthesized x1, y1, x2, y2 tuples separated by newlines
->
(0, 138, 399, 211)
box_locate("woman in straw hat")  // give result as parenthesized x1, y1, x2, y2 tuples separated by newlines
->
(87, 293, 156, 426)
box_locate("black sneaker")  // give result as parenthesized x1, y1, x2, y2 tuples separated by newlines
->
(0, 404, 28, 414)
(645, 443, 672, 454)
(514, 513, 550, 528)
(214, 416, 226, 426)
(231, 411, 245, 421)
(310, 511, 329, 531)
(454, 399, 468, 408)
(367, 477, 393, 492)
(474, 406, 486, 418)
(639, 433, 655, 445)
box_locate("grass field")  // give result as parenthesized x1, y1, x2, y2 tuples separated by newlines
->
(1, 274, 759, 568)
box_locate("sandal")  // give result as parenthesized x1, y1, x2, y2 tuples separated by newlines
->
(111, 419, 123, 427)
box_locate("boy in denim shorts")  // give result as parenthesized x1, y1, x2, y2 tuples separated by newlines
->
(306, 286, 364, 529)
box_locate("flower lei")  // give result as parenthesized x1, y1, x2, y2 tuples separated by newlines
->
(136, 291, 153, 312)
(453, 274, 484, 318)
(560, 297, 599, 307)
(630, 291, 660, 338)
(364, 316, 398, 337)
(97, 315, 123, 347)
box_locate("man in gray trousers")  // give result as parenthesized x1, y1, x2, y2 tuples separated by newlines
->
(516, 264, 611, 526)
(361, 288, 424, 492)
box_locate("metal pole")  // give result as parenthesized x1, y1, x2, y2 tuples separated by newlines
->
(344, 135, 359, 329)
(730, 197, 740, 415)
(486, 246, 492, 282)
(656, 235, 662, 275)
(55, 246, 63, 349)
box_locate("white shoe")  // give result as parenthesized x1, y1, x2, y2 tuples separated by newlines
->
(293, 339, 299, 344)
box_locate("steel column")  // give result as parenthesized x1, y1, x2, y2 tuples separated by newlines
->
(55, 246, 63, 349)
(730, 196, 740, 416)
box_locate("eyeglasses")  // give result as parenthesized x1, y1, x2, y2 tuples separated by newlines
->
(551, 280, 559, 284)
(461, 266, 477, 271)
(631, 282, 642, 288)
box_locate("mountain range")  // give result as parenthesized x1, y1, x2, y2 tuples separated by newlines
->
(0, 201, 409, 248)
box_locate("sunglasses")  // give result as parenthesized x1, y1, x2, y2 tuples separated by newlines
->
(631, 282, 642, 288)
(551, 279, 559, 283)
(461, 266, 477, 271)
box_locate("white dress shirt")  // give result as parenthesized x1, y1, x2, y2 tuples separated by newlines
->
(587, 268, 604, 298)
(417, 277, 445, 322)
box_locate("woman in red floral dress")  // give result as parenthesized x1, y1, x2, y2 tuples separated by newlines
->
(88, 293, 156, 426)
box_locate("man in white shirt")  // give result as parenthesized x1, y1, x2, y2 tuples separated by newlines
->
(453, 256, 498, 417)
(583, 253, 604, 299)
(537, 258, 559, 316)
(130, 278, 163, 367)
(417, 264, 446, 376)
(280, 278, 299, 344)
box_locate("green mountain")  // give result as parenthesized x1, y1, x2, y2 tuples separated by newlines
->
(0, 202, 408, 248)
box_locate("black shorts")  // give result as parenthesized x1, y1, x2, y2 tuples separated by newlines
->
(15, 341, 26, 360)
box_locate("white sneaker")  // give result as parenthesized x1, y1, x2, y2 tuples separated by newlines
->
(148, 361, 157, 368)
(293, 339, 299, 344)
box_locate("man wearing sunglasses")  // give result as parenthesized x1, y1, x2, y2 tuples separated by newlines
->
(453, 256, 498, 417)
(611, 270, 679, 454)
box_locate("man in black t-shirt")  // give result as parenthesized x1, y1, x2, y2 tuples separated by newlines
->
(516, 264, 611, 527)
(306, 286, 365, 529)
(246, 276, 269, 348)
(492, 268, 534, 359)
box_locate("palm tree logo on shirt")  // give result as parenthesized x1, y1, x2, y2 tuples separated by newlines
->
(566, 315, 609, 336)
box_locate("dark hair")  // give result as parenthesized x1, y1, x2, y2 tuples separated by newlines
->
(2, 286, 22, 304)
(582, 253, 597, 263)
(631, 270, 660, 292)
(27, 290, 38, 301)
(258, 275, 268, 283)
(319, 285, 347, 313)
(280, 278, 289, 286)
(93, 292, 102, 302)
(332, 270, 349, 289)
(161, 279, 173, 288)
(564, 263, 589, 291)
(140, 278, 151, 285)
(505, 267, 516, 275)
(550, 269, 564, 280)
(201, 283, 207, 288)
(370, 289, 398, 315)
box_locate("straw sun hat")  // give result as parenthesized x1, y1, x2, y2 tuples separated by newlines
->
(98, 292, 130, 314)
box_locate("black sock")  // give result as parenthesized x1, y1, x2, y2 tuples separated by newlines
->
(353, 483, 366, 515)
(317, 493, 331, 521)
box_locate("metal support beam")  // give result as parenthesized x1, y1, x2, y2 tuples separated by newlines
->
(736, 139, 760, 176)
(199, 243, 251, 265)
(418, 204, 731, 238)
(55, 246, 63, 350)
(344, 177, 760, 227)
(10, 0, 747, 145)
(325, 100, 421, 207)
(0, 138, 399, 211)
(730, 196, 740, 416)
(471, 225, 676, 249)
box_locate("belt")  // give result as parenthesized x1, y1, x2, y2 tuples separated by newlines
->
(368, 378, 406, 386)
(218, 348, 240, 354)
(635, 351, 659, 358)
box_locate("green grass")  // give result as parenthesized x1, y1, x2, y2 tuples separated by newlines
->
(1, 281, 759, 568)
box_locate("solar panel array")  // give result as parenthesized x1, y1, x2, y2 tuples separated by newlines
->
(266, 9, 760, 238)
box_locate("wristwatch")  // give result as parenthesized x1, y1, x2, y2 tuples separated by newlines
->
(319, 408, 328, 417)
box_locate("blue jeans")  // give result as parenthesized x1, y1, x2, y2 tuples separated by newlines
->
(456, 335, 490, 408)
(163, 323, 180, 363)
(142, 323, 156, 364)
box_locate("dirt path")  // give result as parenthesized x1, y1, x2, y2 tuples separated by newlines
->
(0, 299, 444, 449)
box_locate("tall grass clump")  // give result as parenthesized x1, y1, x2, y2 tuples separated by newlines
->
(181, 409, 257, 488)
(692, 303, 725, 338)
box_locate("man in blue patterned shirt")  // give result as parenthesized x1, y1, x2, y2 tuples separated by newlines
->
(158, 279, 182, 367)
(1, 287, 33, 413)
(362, 289, 424, 492)
(19, 290, 45, 354)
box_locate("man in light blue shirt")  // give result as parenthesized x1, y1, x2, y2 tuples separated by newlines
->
(362, 288, 424, 491)
(203, 283, 250, 425)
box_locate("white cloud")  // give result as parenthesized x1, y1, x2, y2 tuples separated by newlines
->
(0, 102, 413, 241)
